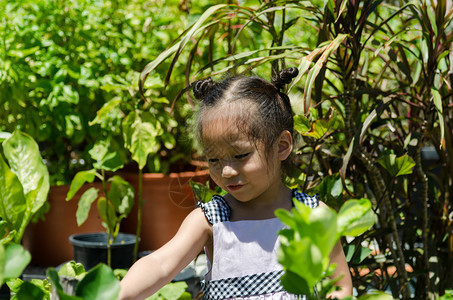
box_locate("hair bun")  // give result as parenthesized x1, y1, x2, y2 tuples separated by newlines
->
(193, 77, 217, 100)
(272, 67, 299, 90)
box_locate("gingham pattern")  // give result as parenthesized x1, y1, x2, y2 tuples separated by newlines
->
(201, 270, 285, 300)
(198, 190, 318, 225)
(199, 189, 319, 299)
(197, 195, 231, 225)
(292, 189, 319, 209)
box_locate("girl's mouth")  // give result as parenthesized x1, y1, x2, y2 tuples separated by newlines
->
(227, 184, 243, 191)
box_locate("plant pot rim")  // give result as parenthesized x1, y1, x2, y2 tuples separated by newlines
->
(137, 169, 210, 179)
(69, 232, 137, 249)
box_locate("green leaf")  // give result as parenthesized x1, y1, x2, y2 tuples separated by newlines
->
(0, 132, 12, 142)
(293, 115, 311, 136)
(75, 264, 120, 300)
(280, 270, 312, 296)
(0, 244, 4, 285)
(107, 175, 134, 215)
(97, 197, 117, 232)
(89, 99, 122, 126)
(0, 244, 31, 285)
(2, 131, 49, 214)
(146, 281, 189, 300)
(432, 88, 445, 149)
(76, 188, 99, 226)
(278, 237, 324, 288)
(58, 261, 86, 281)
(377, 153, 416, 177)
(129, 121, 160, 170)
(337, 199, 376, 237)
(89, 139, 124, 172)
(67, 170, 96, 201)
(14, 281, 46, 300)
(189, 181, 215, 203)
(0, 154, 27, 235)
(307, 206, 338, 260)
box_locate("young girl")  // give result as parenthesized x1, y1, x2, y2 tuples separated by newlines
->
(119, 68, 352, 300)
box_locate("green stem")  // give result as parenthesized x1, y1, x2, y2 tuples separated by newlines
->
(101, 169, 112, 268)
(133, 168, 143, 262)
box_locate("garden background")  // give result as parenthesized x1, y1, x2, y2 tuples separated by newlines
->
(0, 0, 452, 299)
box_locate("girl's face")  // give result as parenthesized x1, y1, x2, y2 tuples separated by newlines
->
(202, 113, 286, 204)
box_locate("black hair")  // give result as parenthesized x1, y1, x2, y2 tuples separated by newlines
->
(193, 67, 299, 175)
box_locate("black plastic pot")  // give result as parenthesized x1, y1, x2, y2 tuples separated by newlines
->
(69, 232, 137, 270)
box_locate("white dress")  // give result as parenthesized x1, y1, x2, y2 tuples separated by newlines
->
(198, 189, 319, 300)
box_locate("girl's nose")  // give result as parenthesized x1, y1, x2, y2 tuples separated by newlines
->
(221, 164, 238, 178)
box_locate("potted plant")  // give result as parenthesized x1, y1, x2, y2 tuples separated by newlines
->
(65, 136, 136, 270)
(88, 65, 210, 259)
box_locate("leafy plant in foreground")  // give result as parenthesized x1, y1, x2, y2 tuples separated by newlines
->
(276, 198, 377, 299)
(0, 131, 50, 244)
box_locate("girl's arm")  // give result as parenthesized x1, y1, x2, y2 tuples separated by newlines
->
(119, 208, 211, 300)
(327, 240, 353, 299)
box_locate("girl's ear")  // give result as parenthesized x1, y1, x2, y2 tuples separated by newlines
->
(277, 130, 293, 161)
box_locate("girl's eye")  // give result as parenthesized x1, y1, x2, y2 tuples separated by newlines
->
(235, 153, 250, 160)
(208, 158, 219, 163)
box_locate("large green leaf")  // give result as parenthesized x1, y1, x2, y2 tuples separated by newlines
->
(2, 131, 49, 214)
(337, 199, 376, 237)
(278, 237, 324, 289)
(0, 154, 26, 235)
(306, 206, 338, 261)
(75, 264, 120, 300)
(76, 187, 99, 226)
(66, 169, 96, 201)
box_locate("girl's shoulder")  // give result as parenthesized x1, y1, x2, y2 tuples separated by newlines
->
(197, 195, 231, 225)
(291, 188, 319, 209)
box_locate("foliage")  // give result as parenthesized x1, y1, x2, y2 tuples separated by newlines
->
(0, 131, 49, 244)
(137, 0, 453, 297)
(10, 262, 120, 300)
(0, 0, 195, 184)
(8, 261, 190, 300)
(145, 281, 191, 300)
(276, 199, 376, 298)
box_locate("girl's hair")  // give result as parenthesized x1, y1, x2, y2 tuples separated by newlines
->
(192, 67, 299, 174)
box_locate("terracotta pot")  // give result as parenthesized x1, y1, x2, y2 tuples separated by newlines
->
(121, 170, 210, 251)
(23, 184, 105, 267)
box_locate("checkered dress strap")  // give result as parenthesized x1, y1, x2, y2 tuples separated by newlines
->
(197, 195, 231, 225)
(292, 189, 319, 208)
